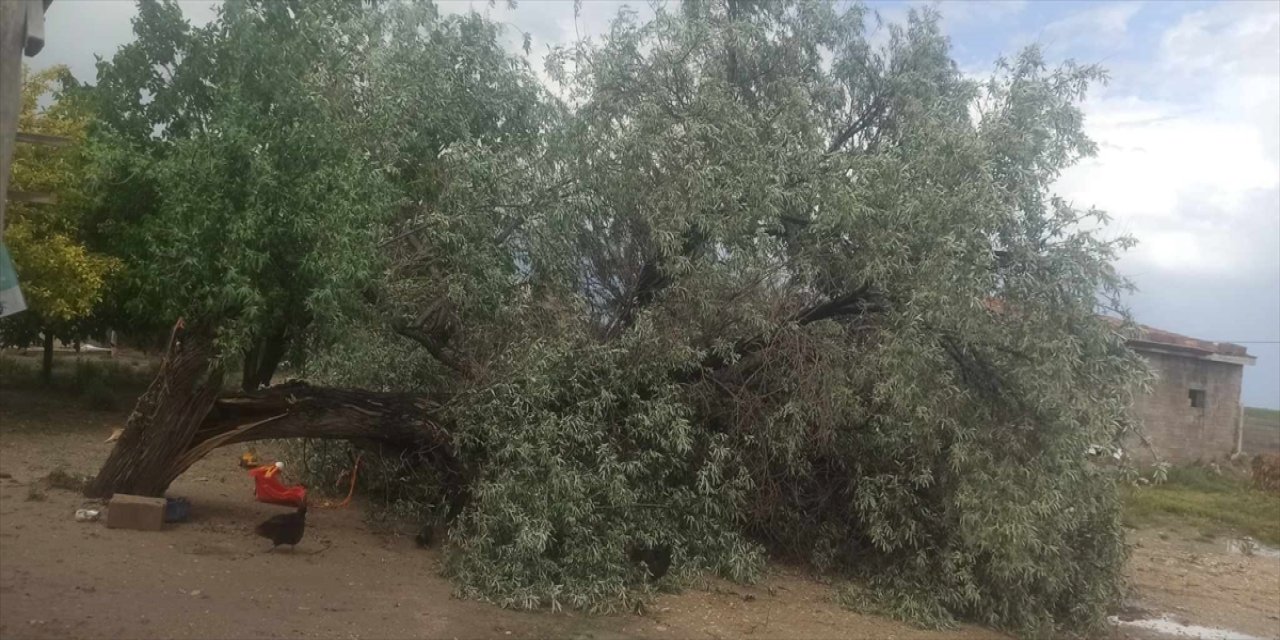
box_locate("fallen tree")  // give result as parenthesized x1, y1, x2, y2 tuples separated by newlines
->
(80, 1, 1151, 637)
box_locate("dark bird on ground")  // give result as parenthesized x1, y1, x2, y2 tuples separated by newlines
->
(628, 543, 672, 581)
(255, 503, 306, 551)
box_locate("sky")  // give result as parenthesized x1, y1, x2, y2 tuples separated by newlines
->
(27, 0, 1280, 408)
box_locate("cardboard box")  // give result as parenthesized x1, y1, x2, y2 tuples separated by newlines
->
(106, 494, 165, 531)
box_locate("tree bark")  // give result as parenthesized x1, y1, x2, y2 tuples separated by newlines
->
(40, 330, 53, 385)
(175, 381, 468, 516)
(85, 321, 467, 513)
(241, 325, 289, 391)
(85, 321, 225, 499)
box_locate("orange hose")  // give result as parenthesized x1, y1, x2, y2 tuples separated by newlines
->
(318, 454, 362, 509)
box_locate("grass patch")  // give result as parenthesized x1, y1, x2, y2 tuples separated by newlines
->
(44, 469, 93, 493)
(0, 353, 154, 410)
(1124, 465, 1280, 546)
(1246, 407, 1280, 424)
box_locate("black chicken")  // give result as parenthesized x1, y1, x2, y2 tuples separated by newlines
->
(628, 543, 671, 581)
(255, 504, 307, 551)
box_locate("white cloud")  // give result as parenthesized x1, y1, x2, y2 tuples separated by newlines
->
(1046, 2, 1139, 40)
(1055, 2, 1280, 279)
(1159, 2, 1280, 77)
(931, 0, 1027, 26)
(1012, 1, 1142, 60)
(35, 1, 218, 84)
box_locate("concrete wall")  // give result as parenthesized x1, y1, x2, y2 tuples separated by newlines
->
(1130, 349, 1243, 463)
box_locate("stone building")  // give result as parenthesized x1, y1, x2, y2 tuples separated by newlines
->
(1125, 324, 1256, 463)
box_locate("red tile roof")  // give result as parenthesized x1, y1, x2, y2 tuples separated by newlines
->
(1129, 324, 1250, 358)
(1101, 316, 1250, 358)
(988, 299, 1249, 360)
(984, 299, 1251, 360)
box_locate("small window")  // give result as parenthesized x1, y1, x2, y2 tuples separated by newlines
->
(1189, 389, 1206, 409)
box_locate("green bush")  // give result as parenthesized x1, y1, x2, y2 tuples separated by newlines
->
(283, 436, 452, 534)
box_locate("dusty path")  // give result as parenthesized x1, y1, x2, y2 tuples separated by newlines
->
(0, 388, 999, 640)
(1, 386, 1276, 639)
(1120, 528, 1280, 639)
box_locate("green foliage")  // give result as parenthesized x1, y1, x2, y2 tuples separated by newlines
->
(444, 329, 762, 612)
(286, 436, 452, 529)
(1124, 465, 1280, 546)
(85, 0, 394, 372)
(303, 313, 451, 394)
(79, 0, 1149, 636)
(0, 66, 119, 351)
(374, 2, 1138, 635)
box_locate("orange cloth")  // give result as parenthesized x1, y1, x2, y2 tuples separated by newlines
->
(248, 464, 306, 507)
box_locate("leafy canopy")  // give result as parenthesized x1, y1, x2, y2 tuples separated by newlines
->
(320, 2, 1145, 636)
(86, 0, 393, 360)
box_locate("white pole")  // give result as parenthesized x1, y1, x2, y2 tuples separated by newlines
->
(1235, 402, 1245, 457)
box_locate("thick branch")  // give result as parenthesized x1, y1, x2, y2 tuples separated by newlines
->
(177, 382, 469, 517)
(392, 319, 468, 375)
(604, 226, 707, 340)
(795, 286, 884, 326)
(679, 286, 887, 383)
(827, 97, 886, 154)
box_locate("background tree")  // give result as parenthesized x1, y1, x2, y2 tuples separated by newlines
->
(83, 0, 394, 496)
(0, 65, 119, 384)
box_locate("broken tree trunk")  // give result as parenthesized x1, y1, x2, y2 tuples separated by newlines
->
(84, 320, 225, 499)
(84, 320, 466, 513)
(169, 381, 466, 516)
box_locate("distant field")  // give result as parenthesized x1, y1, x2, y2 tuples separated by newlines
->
(1124, 465, 1280, 546)
(1244, 407, 1280, 455)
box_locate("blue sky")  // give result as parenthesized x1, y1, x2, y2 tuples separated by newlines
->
(30, 0, 1280, 407)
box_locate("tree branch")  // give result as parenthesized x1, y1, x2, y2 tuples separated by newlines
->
(603, 225, 708, 341)
(392, 319, 469, 376)
(827, 96, 886, 154)
(678, 286, 887, 383)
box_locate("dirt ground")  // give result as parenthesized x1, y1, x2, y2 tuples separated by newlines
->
(1122, 528, 1280, 639)
(1, 385, 1277, 640)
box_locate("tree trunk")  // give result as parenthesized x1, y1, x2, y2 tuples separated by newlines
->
(252, 327, 288, 389)
(175, 382, 468, 515)
(40, 330, 53, 385)
(241, 325, 289, 391)
(85, 323, 467, 512)
(241, 341, 261, 392)
(84, 322, 225, 499)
